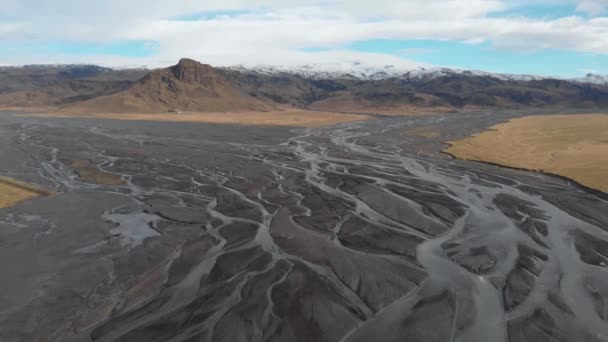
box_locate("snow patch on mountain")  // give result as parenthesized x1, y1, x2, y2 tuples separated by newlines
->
(226, 61, 547, 82)
(573, 74, 608, 85)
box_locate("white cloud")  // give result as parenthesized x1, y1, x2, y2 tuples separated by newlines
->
(0, 0, 606, 68)
(576, 0, 608, 15)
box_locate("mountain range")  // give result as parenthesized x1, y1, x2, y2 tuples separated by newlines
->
(1, 58, 607, 114)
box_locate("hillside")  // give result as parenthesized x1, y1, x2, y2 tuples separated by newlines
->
(0, 65, 147, 108)
(64, 59, 272, 113)
(222, 68, 608, 113)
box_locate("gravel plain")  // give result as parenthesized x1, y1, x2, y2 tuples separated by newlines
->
(0, 110, 607, 342)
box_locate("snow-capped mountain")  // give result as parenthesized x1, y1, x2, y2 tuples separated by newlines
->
(226, 62, 546, 82)
(228, 62, 608, 86)
(573, 74, 608, 85)
(2, 61, 604, 86)
(396, 68, 544, 82)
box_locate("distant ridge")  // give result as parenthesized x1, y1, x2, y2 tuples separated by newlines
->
(1, 60, 605, 84)
(226, 63, 546, 82)
(223, 61, 608, 113)
(1, 58, 607, 114)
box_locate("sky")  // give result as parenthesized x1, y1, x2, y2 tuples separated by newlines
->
(1, 0, 607, 77)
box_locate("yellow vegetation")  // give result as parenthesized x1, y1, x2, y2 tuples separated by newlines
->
(24, 109, 371, 128)
(445, 114, 608, 192)
(0, 176, 52, 208)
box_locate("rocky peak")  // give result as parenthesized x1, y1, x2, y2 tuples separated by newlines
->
(170, 58, 220, 85)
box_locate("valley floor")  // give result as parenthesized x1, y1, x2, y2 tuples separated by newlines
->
(1, 110, 608, 342)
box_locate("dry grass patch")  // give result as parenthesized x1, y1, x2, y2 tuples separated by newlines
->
(24, 109, 371, 128)
(0, 176, 52, 208)
(403, 126, 442, 139)
(64, 159, 125, 186)
(445, 114, 608, 192)
(307, 92, 455, 116)
(308, 96, 454, 116)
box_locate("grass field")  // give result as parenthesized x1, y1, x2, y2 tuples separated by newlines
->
(445, 114, 608, 192)
(23, 109, 371, 128)
(0, 176, 52, 208)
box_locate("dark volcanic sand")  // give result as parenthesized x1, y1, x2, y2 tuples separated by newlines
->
(1, 110, 608, 342)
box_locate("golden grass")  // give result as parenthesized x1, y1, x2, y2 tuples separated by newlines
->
(403, 126, 442, 139)
(0, 106, 60, 112)
(307, 92, 455, 116)
(0, 176, 52, 208)
(336, 106, 454, 116)
(309, 99, 454, 116)
(22, 109, 371, 128)
(445, 114, 608, 192)
(64, 159, 126, 186)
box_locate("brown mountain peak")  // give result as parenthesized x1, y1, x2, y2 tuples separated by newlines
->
(170, 58, 217, 84)
(61, 58, 272, 113)
(177, 57, 198, 65)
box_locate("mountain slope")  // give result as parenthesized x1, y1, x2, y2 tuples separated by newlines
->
(65, 59, 272, 113)
(223, 67, 608, 113)
(574, 74, 608, 86)
(0, 65, 147, 108)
